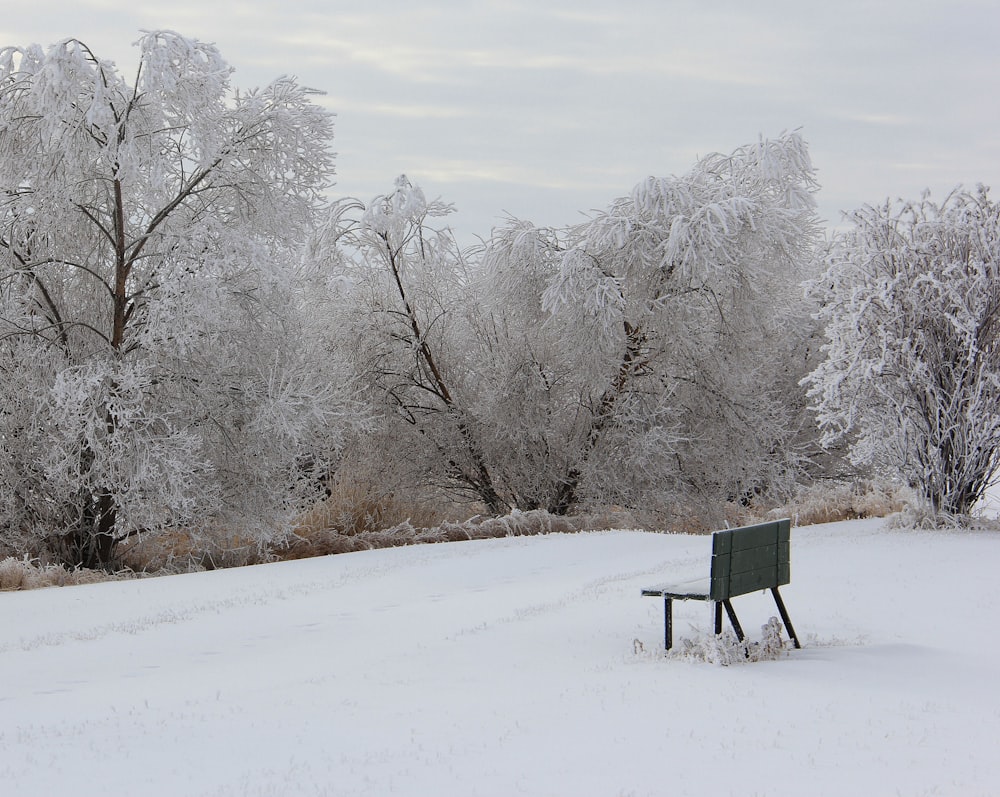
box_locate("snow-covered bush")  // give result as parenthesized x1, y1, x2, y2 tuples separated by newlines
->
(805, 186, 1000, 518)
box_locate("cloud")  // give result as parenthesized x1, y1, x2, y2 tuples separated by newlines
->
(408, 158, 628, 192)
(277, 11, 788, 88)
(325, 96, 473, 120)
(830, 112, 914, 127)
(6, 0, 1000, 243)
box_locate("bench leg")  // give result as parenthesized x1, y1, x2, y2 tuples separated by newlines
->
(663, 596, 673, 651)
(771, 587, 801, 649)
(721, 599, 745, 642)
(714, 601, 723, 635)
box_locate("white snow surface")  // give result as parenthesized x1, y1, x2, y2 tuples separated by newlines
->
(2, 518, 998, 796)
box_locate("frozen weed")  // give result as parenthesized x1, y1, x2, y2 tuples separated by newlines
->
(888, 505, 1000, 531)
(0, 555, 125, 591)
(673, 617, 789, 665)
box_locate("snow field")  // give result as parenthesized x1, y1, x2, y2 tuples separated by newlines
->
(1, 518, 998, 796)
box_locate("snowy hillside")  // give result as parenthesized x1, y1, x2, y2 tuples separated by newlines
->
(2, 518, 998, 796)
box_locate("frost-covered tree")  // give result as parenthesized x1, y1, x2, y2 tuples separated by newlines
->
(805, 186, 1000, 517)
(0, 32, 353, 567)
(475, 133, 821, 519)
(469, 221, 591, 512)
(308, 177, 508, 514)
(313, 136, 818, 522)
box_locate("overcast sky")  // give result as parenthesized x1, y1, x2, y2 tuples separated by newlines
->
(5, 1, 999, 242)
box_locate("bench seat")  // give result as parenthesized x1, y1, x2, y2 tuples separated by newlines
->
(641, 577, 711, 600)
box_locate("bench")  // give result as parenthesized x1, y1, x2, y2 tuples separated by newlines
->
(642, 518, 800, 651)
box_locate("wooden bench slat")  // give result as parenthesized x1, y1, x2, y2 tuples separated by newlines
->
(729, 544, 779, 575)
(729, 566, 779, 596)
(728, 522, 780, 551)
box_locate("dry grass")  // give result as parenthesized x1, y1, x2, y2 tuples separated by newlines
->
(275, 507, 642, 562)
(2, 477, 912, 590)
(294, 476, 458, 537)
(0, 556, 129, 591)
(625, 479, 912, 535)
(281, 475, 476, 560)
(274, 477, 914, 564)
(767, 479, 914, 527)
(118, 527, 272, 573)
(633, 503, 761, 535)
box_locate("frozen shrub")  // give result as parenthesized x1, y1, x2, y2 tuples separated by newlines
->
(674, 617, 788, 665)
(805, 187, 1000, 517)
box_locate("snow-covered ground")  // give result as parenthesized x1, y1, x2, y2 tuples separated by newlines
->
(2, 518, 998, 797)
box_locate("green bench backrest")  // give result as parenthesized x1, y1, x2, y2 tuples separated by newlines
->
(709, 518, 791, 601)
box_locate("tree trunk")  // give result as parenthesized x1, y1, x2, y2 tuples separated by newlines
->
(81, 491, 118, 570)
(550, 321, 646, 515)
(381, 233, 509, 515)
(72, 177, 129, 570)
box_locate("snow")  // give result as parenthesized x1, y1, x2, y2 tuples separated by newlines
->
(2, 518, 998, 796)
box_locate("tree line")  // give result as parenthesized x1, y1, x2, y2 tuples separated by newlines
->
(1, 32, 997, 570)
